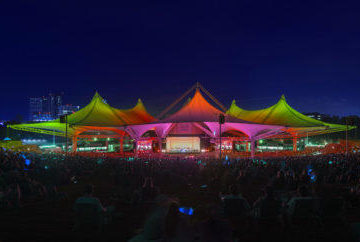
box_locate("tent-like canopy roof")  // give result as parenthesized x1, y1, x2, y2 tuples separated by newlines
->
(9, 86, 354, 141)
(160, 89, 251, 123)
(10, 92, 156, 136)
(124, 88, 284, 141)
(63, 92, 155, 126)
(227, 95, 355, 137)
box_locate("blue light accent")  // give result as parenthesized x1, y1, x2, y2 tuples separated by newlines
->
(307, 168, 313, 176)
(189, 208, 194, 215)
(44, 165, 48, 170)
(328, 161, 333, 164)
(310, 174, 316, 182)
(200, 184, 208, 188)
(225, 155, 228, 161)
(25, 159, 31, 166)
(179, 207, 194, 216)
(307, 166, 316, 182)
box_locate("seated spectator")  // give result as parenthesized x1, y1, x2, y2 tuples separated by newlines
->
(253, 186, 282, 219)
(131, 187, 143, 205)
(129, 194, 174, 242)
(142, 176, 157, 201)
(199, 205, 232, 242)
(220, 184, 251, 239)
(286, 185, 320, 228)
(164, 202, 196, 241)
(74, 184, 105, 213)
(220, 184, 251, 218)
(7, 183, 21, 208)
(73, 184, 114, 231)
(287, 186, 313, 216)
(253, 186, 284, 241)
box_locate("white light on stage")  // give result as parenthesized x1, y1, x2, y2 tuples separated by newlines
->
(166, 137, 200, 153)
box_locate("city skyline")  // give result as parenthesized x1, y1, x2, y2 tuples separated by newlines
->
(28, 92, 80, 122)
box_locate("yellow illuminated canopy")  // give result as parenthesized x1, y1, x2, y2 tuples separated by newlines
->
(227, 95, 355, 137)
(10, 92, 156, 137)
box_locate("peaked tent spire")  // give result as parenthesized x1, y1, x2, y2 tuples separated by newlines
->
(63, 92, 127, 126)
(119, 98, 157, 124)
(160, 89, 221, 122)
(160, 89, 251, 123)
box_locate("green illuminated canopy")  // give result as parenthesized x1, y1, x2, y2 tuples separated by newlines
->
(10, 92, 156, 137)
(227, 95, 355, 137)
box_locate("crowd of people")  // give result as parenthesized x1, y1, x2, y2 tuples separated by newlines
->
(1, 147, 360, 241)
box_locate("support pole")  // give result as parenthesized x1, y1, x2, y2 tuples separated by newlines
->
(293, 136, 297, 152)
(53, 129, 55, 146)
(219, 123, 222, 160)
(72, 135, 77, 152)
(219, 113, 225, 160)
(65, 116, 68, 155)
(158, 138, 162, 153)
(135, 140, 138, 157)
(120, 137, 124, 153)
(306, 132, 309, 146)
(251, 139, 256, 158)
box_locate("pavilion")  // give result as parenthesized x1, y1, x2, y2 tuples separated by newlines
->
(9, 83, 354, 157)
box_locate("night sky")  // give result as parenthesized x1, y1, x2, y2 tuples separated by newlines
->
(1, 0, 360, 120)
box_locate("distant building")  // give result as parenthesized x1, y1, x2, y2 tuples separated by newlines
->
(304, 112, 329, 121)
(29, 93, 63, 122)
(58, 104, 80, 116)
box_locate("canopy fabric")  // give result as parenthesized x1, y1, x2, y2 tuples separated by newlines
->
(10, 92, 156, 136)
(9, 89, 354, 141)
(64, 92, 155, 126)
(160, 89, 251, 123)
(9, 121, 75, 137)
(120, 99, 157, 124)
(227, 95, 354, 137)
(204, 122, 283, 140)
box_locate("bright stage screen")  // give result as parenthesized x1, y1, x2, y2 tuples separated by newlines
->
(166, 137, 200, 153)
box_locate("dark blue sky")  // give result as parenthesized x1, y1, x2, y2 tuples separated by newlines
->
(1, 0, 360, 120)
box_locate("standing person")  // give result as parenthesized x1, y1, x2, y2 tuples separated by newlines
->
(73, 184, 115, 230)
(74, 184, 106, 213)
(253, 186, 282, 219)
(220, 184, 251, 240)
